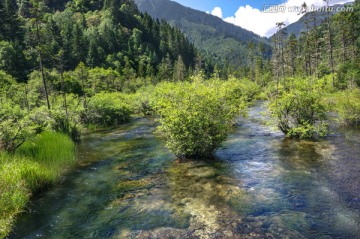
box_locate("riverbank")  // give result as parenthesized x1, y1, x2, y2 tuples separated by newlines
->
(0, 132, 76, 238)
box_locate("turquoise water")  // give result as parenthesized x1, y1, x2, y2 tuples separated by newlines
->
(11, 103, 360, 238)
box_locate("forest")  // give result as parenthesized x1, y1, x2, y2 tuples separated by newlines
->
(135, 0, 273, 68)
(0, 0, 360, 238)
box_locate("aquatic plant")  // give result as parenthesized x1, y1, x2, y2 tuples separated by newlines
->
(334, 88, 360, 126)
(153, 76, 247, 159)
(268, 77, 329, 139)
(84, 92, 132, 127)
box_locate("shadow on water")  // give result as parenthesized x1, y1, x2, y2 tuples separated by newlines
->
(10, 104, 360, 239)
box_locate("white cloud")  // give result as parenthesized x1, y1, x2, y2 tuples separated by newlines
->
(211, 7, 223, 18)
(222, 0, 354, 37)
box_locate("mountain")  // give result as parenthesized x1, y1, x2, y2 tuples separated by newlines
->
(0, 0, 197, 81)
(271, 3, 353, 39)
(134, 0, 272, 67)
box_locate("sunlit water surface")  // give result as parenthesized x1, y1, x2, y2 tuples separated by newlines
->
(11, 103, 360, 239)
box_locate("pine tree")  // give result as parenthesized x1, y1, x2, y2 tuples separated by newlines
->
(146, 62, 155, 77)
(308, 11, 320, 77)
(247, 41, 255, 81)
(54, 50, 68, 117)
(18, 0, 31, 18)
(272, 22, 286, 92)
(71, 22, 86, 65)
(75, 62, 88, 109)
(173, 55, 186, 81)
(158, 53, 173, 81)
(27, 0, 51, 109)
(0, 0, 23, 42)
(285, 33, 298, 77)
(323, 0, 335, 86)
(299, 2, 312, 77)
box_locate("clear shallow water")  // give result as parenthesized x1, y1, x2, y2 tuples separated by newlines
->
(11, 103, 360, 239)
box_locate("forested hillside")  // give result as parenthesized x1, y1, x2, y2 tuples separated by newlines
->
(135, 0, 272, 68)
(272, 1, 359, 85)
(270, 3, 352, 39)
(0, 0, 196, 82)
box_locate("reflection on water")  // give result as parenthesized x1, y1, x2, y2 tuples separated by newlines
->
(11, 104, 360, 239)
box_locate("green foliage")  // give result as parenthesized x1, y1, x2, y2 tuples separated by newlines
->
(336, 63, 360, 89)
(87, 67, 124, 94)
(0, 131, 75, 238)
(334, 88, 360, 126)
(49, 94, 84, 142)
(85, 92, 132, 127)
(0, 70, 17, 98)
(0, 41, 25, 80)
(0, 71, 47, 152)
(135, 0, 272, 68)
(269, 1, 360, 89)
(0, 153, 30, 239)
(222, 77, 261, 102)
(0, 0, 198, 84)
(126, 86, 156, 116)
(153, 76, 246, 159)
(16, 131, 76, 176)
(0, 98, 40, 152)
(0, 0, 24, 42)
(268, 77, 329, 139)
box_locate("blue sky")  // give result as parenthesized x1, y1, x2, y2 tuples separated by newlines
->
(173, 0, 283, 18)
(172, 0, 353, 37)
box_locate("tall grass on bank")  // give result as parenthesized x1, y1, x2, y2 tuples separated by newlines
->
(16, 132, 76, 181)
(0, 132, 75, 238)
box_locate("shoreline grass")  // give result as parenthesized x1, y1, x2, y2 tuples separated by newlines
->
(0, 132, 76, 238)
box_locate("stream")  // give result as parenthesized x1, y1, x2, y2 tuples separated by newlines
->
(11, 102, 360, 239)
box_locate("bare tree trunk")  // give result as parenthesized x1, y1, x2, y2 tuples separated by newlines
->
(38, 51, 50, 110)
(81, 73, 87, 109)
(324, 0, 335, 86)
(35, 17, 50, 110)
(60, 72, 68, 117)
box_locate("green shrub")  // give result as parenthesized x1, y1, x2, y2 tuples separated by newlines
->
(127, 86, 156, 116)
(85, 92, 132, 127)
(334, 88, 360, 126)
(0, 98, 38, 152)
(153, 76, 246, 159)
(268, 77, 329, 139)
(337, 63, 360, 89)
(50, 94, 84, 142)
(222, 77, 261, 102)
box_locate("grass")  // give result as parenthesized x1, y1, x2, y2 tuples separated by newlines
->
(0, 132, 76, 238)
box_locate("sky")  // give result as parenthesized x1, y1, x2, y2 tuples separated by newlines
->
(172, 0, 354, 37)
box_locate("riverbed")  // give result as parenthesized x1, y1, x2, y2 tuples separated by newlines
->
(11, 103, 360, 239)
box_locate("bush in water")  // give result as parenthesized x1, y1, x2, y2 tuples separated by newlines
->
(268, 77, 329, 139)
(153, 76, 247, 159)
(85, 92, 132, 127)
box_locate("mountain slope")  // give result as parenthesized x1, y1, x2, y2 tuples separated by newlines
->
(134, 0, 272, 67)
(0, 0, 198, 81)
(271, 3, 353, 39)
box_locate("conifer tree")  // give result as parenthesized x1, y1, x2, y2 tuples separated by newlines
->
(173, 55, 186, 81)
(27, 0, 51, 109)
(323, 0, 335, 86)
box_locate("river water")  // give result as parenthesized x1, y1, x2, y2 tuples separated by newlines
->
(11, 103, 360, 239)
